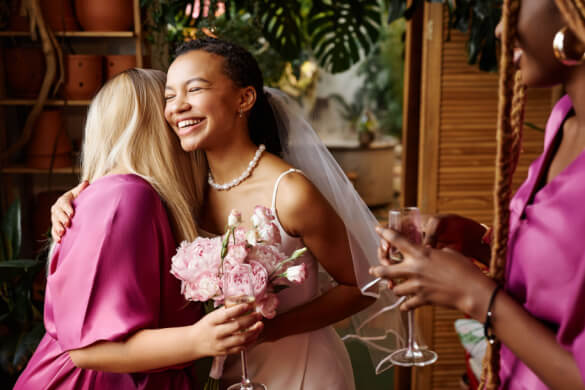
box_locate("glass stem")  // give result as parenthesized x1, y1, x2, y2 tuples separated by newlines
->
(240, 350, 251, 385)
(407, 310, 415, 352)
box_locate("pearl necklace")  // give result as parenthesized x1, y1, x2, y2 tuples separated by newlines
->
(208, 144, 266, 191)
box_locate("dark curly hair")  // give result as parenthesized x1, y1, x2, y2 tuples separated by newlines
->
(175, 38, 282, 156)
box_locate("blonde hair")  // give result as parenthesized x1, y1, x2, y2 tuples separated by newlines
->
(481, 0, 585, 388)
(81, 68, 206, 242)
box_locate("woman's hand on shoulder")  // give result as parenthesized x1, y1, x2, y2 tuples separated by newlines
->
(423, 213, 491, 265)
(50, 181, 89, 242)
(190, 303, 264, 357)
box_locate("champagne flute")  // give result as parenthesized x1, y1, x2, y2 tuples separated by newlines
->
(387, 207, 438, 367)
(224, 264, 267, 390)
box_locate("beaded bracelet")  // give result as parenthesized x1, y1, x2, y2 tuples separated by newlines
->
(484, 284, 502, 345)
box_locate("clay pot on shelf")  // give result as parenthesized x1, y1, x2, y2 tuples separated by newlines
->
(74, 0, 133, 31)
(27, 110, 73, 169)
(63, 54, 103, 100)
(104, 55, 136, 80)
(4, 47, 46, 98)
(40, 0, 78, 32)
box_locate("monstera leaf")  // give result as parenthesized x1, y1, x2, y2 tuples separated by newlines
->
(254, 0, 303, 61)
(309, 0, 382, 73)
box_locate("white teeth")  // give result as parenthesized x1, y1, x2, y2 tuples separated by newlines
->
(178, 119, 203, 128)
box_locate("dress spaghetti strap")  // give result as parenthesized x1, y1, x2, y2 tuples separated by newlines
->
(271, 168, 302, 210)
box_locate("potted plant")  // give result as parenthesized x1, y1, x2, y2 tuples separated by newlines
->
(0, 200, 46, 387)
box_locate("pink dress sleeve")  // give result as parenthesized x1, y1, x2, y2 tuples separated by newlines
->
(47, 177, 169, 351)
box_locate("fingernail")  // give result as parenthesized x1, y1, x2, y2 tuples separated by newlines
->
(375, 226, 382, 233)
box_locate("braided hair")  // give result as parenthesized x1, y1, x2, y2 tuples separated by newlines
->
(480, 0, 585, 388)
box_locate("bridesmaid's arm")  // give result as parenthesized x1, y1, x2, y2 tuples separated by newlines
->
(372, 229, 585, 390)
(68, 304, 262, 373)
(260, 174, 374, 343)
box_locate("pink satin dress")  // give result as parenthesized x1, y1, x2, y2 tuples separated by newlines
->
(500, 95, 585, 388)
(15, 174, 202, 389)
(220, 169, 355, 390)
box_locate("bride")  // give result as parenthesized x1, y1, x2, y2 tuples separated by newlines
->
(51, 37, 405, 389)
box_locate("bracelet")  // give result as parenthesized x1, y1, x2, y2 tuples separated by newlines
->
(484, 284, 502, 345)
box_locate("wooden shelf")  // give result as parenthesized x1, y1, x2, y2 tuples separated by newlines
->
(2, 166, 80, 174)
(0, 31, 134, 38)
(0, 99, 91, 106)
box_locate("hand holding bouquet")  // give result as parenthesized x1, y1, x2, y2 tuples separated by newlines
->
(170, 206, 308, 388)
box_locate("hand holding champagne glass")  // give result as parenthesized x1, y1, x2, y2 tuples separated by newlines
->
(224, 264, 267, 390)
(387, 207, 438, 367)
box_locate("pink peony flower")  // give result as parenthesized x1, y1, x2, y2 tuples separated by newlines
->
(256, 222, 281, 245)
(252, 206, 275, 225)
(249, 260, 268, 297)
(223, 242, 248, 265)
(223, 264, 255, 299)
(171, 237, 222, 283)
(247, 244, 286, 275)
(256, 293, 279, 319)
(182, 270, 221, 302)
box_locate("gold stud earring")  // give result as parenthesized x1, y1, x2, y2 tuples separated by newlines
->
(553, 26, 585, 66)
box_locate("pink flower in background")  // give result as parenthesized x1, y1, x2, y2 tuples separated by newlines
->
(256, 293, 279, 319)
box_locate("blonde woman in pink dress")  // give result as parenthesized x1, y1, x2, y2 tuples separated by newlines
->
(15, 69, 263, 390)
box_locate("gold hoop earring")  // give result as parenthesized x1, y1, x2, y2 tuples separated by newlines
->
(553, 26, 585, 66)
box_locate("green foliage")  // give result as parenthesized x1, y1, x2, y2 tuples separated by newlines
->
(141, 0, 385, 74)
(308, 0, 382, 73)
(386, 0, 502, 72)
(0, 200, 46, 385)
(356, 19, 405, 136)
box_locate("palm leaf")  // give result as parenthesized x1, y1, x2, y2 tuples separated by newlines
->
(309, 0, 381, 73)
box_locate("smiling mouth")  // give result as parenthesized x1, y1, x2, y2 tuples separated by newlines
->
(178, 118, 204, 128)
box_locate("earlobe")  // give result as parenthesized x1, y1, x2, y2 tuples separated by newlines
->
(239, 86, 257, 114)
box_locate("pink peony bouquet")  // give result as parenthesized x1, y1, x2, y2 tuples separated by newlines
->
(170, 206, 308, 318)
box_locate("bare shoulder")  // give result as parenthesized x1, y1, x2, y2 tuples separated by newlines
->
(274, 169, 332, 237)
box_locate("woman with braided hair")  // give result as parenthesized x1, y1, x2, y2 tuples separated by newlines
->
(372, 0, 585, 388)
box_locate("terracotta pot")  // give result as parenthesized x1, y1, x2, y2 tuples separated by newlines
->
(104, 54, 136, 80)
(8, 0, 28, 32)
(74, 0, 133, 31)
(27, 110, 72, 169)
(63, 54, 103, 99)
(40, 0, 78, 31)
(4, 47, 46, 98)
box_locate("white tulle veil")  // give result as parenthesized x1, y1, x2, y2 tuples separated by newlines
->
(265, 87, 408, 374)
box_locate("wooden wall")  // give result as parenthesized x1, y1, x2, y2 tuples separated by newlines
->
(405, 3, 554, 389)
